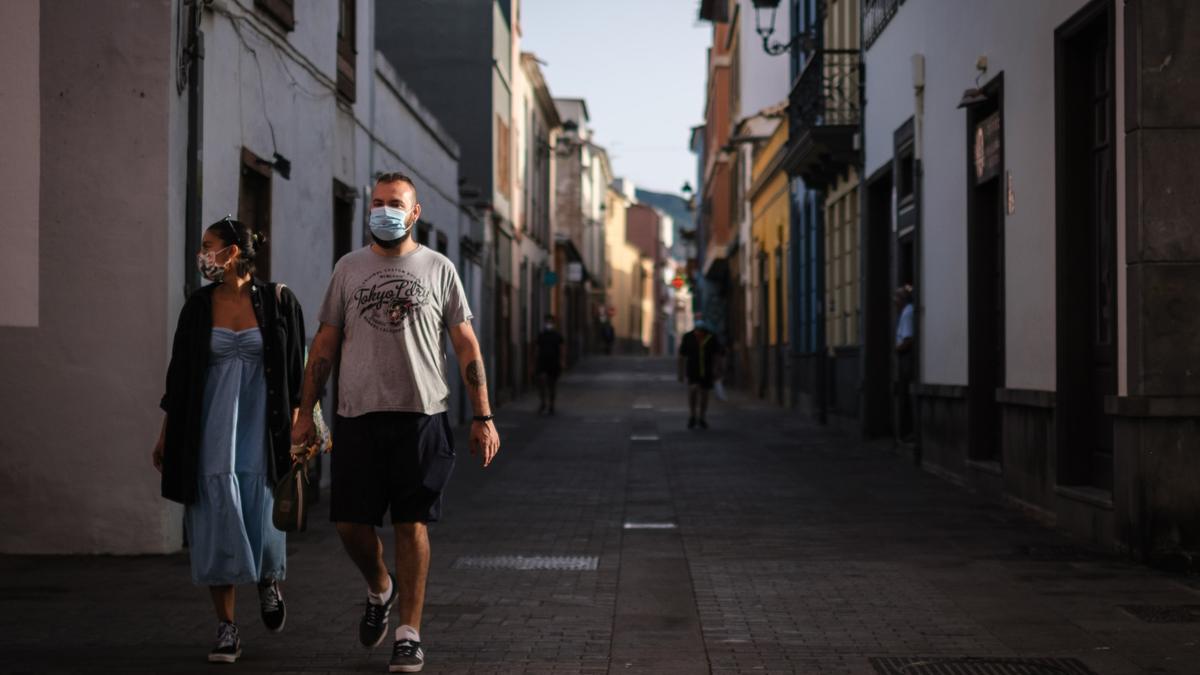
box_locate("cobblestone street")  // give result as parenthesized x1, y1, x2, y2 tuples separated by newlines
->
(2, 357, 1198, 674)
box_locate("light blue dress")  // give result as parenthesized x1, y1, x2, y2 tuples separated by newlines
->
(184, 327, 287, 586)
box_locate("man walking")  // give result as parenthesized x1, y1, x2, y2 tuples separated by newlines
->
(678, 319, 724, 429)
(292, 172, 500, 673)
(534, 314, 564, 415)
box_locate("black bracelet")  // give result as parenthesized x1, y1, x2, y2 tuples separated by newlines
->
(472, 415, 494, 423)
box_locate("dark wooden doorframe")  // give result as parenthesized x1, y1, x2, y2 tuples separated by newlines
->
(965, 74, 1006, 464)
(861, 164, 894, 438)
(759, 248, 769, 399)
(238, 147, 273, 281)
(1055, 0, 1116, 490)
(775, 245, 785, 405)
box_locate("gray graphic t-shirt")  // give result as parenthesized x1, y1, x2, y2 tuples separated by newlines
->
(318, 245, 472, 417)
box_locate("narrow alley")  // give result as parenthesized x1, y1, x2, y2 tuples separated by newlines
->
(2, 357, 1196, 675)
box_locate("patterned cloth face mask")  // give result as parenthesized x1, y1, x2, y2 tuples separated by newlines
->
(197, 246, 231, 282)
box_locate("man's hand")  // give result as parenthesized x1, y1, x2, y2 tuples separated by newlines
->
(291, 409, 316, 449)
(470, 419, 500, 467)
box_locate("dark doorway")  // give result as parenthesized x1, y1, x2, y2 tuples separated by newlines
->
(862, 166, 894, 437)
(966, 76, 1006, 464)
(332, 180, 354, 267)
(239, 148, 272, 280)
(774, 246, 785, 405)
(894, 120, 919, 443)
(1056, 0, 1115, 491)
(329, 180, 356, 446)
(519, 258, 529, 393)
(759, 249, 769, 399)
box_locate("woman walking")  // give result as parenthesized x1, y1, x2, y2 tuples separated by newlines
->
(152, 217, 307, 663)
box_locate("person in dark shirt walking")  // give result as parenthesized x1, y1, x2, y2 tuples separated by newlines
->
(678, 320, 724, 429)
(535, 314, 565, 415)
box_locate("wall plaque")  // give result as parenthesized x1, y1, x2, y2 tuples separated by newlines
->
(974, 111, 1002, 184)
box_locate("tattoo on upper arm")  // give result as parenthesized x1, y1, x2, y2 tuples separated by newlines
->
(466, 360, 486, 389)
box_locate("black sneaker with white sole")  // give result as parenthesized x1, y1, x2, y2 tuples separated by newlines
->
(258, 578, 286, 632)
(388, 638, 425, 672)
(359, 573, 397, 648)
(208, 622, 241, 664)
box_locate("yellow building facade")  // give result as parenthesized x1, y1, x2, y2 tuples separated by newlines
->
(750, 116, 790, 350)
(604, 186, 651, 352)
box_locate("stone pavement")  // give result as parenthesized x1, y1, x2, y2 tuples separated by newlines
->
(2, 356, 1198, 674)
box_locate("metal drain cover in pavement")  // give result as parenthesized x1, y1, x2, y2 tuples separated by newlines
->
(452, 555, 598, 571)
(869, 657, 1098, 675)
(1121, 604, 1200, 623)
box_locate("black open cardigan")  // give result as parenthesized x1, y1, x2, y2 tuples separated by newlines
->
(159, 279, 306, 504)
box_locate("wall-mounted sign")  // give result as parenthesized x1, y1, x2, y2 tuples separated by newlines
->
(974, 111, 1002, 184)
(567, 262, 584, 283)
(543, 270, 558, 287)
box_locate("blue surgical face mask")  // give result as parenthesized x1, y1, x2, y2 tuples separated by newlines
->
(369, 206, 410, 241)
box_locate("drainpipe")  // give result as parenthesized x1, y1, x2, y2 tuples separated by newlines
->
(367, 4, 377, 186)
(856, 38, 869, 438)
(814, 44, 828, 426)
(183, 0, 205, 297)
(911, 52, 924, 456)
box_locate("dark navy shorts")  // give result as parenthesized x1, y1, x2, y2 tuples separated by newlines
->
(330, 411, 456, 525)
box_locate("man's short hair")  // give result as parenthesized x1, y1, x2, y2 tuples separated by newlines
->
(375, 171, 418, 199)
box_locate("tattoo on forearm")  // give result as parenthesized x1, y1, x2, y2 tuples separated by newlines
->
(466, 360, 486, 389)
(301, 356, 332, 408)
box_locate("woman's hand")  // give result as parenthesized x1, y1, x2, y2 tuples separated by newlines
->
(289, 443, 316, 464)
(152, 416, 167, 473)
(152, 437, 164, 473)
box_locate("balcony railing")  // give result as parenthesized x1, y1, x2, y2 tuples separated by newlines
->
(790, 49, 862, 132)
(784, 49, 862, 186)
(864, 0, 905, 50)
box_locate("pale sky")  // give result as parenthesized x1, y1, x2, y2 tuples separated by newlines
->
(519, 0, 711, 196)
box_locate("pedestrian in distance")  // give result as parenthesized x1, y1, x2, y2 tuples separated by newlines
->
(600, 319, 615, 355)
(894, 284, 916, 443)
(535, 314, 565, 415)
(153, 216, 309, 664)
(678, 319, 725, 429)
(292, 172, 501, 674)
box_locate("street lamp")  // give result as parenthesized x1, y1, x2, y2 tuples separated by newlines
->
(752, 0, 816, 56)
(956, 56, 992, 109)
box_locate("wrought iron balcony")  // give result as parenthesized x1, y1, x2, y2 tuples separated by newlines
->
(783, 49, 863, 188)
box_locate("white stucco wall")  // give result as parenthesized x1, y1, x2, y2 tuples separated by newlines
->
(0, 0, 40, 328)
(372, 56, 464, 240)
(201, 1, 466, 324)
(0, 0, 475, 554)
(0, 0, 182, 554)
(863, 0, 1090, 390)
(737, 0, 791, 116)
